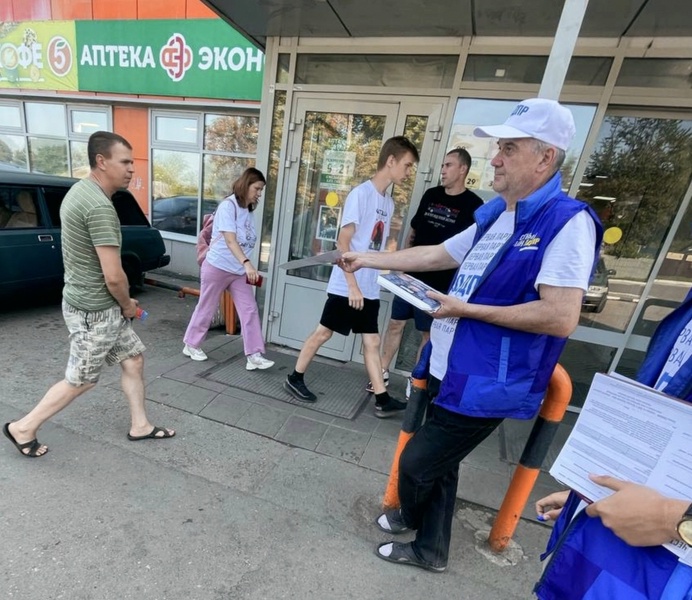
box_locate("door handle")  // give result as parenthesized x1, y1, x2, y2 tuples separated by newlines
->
(38, 234, 53, 242)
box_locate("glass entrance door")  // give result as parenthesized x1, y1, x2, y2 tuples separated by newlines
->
(267, 97, 444, 362)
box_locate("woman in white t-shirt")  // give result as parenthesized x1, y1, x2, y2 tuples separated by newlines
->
(182, 168, 274, 371)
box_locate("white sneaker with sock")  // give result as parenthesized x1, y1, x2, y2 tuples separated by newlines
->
(183, 344, 208, 361)
(246, 353, 275, 371)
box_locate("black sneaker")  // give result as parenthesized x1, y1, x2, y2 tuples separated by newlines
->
(374, 396, 407, 419)
(284, 375, 317, 402)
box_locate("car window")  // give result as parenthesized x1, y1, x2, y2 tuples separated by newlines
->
(113, 191, 150, 226)
(43, 186, 69, 226)
(0, 186, 42, 228)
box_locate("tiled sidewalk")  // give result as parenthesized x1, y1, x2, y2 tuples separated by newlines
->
(130, 330, 562, 519)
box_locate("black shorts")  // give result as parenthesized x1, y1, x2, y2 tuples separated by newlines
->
(390, 295, 434, 332)
(319, 293, 380, 336)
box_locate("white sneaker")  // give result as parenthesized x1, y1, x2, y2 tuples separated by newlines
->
(246, 353, 275, 370)
(183, 344, 208, 361)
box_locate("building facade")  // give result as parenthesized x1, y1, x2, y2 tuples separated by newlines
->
(3, 0, 692, 409)
(0, 0, 264, 274)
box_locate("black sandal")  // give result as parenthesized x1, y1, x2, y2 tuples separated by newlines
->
(374, 541, 446, 573)
(3, 422, 47, 458)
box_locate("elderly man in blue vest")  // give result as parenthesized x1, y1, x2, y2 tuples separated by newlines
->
(339, 98, 602, 572)
(534, 288, 692, 599)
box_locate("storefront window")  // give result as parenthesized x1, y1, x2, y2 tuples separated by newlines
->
(576, 115, 692, 332)
(25, 102, 66, 136)
(295, 54, 457, 88)
(152, 109, 259, 237)
(447, 98, 596, 201)
(155, 115, 199, 145)
(28, 137, 69, 176)
(389, 115, 427, 250)
(204, 114, 259, 154)
(70, 141, 89, 178)
(0, 133, 27, 169)
(151, 149, 201, 236)
(71, 110, 108, 134)
(0, 104, 22, 129)
(616, 58, 692, 89)
(0, 101, 109, 175)
(276, 54, 290, 84)
(462, 55, 612, 86)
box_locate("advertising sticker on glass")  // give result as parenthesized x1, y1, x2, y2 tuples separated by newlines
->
(316, 205, 341, 242)
(320, 150, 356, 191)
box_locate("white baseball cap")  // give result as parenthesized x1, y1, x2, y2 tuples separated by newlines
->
(473, 98, 576, 151)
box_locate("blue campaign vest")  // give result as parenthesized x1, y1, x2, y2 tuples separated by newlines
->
(434, 173, 602, 419)
(536, 289, 692, 600)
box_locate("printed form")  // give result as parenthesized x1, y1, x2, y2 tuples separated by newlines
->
(550, 372, 692, 564)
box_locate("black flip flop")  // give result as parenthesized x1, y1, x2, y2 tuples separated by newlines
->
(3, 422, 47, 458)
(127, 426, 175, 441)
(374, 541, 446, 573)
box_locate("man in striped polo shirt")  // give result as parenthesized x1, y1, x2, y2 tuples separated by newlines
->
(3, 131, 174, 458)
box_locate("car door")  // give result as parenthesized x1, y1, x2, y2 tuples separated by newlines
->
(0, 184, 64, 295)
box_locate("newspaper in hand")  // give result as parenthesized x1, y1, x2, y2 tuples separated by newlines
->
(377, 273, 440, 313)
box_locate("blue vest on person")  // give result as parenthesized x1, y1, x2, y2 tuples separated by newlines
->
(535, 289, 692, 600)
(434, 173, 602, 419)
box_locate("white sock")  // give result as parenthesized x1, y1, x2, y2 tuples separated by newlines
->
(379, 542, 393, 557)
(377, 514, 390, 529)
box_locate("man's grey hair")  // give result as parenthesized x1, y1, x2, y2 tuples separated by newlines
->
(532, 139, 566, 174)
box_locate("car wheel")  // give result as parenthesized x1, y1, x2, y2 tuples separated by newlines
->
(122, 256, 143, 290)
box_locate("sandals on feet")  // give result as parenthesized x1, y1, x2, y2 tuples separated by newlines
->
(375, 509, 410, 534)
(374, 541, 446, 573)
(3, 422, 47, 458)
(127, 426, 175, 441)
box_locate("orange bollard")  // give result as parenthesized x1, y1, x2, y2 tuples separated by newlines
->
(488, 364, 573, 553)
(221, 290, 237, 335)
(382, 376, 429, 510)
(144, 278, 236, 335)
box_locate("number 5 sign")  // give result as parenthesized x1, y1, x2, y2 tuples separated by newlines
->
(0, 21, 78, 91)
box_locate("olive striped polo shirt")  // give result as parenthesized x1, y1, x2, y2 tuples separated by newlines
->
(61, 178, 122, 311)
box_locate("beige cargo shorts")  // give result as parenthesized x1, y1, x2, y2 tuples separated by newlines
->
(63, 301, 146, 386)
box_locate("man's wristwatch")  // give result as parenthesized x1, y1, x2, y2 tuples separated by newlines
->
(677, 502, 692, 545)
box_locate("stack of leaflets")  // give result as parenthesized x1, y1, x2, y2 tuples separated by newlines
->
(377, 272, 441, 313)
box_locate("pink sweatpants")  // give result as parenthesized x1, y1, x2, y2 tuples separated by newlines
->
(183, 261, 266, 356)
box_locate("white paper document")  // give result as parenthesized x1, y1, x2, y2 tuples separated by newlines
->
(550, 372, 692, 563)
(278, 250, 342, 270)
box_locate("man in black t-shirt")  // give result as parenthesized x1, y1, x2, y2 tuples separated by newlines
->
(366, 147, 483, 394)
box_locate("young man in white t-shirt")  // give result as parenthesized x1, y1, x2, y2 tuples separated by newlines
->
(284, 136, 419, 417)
(339, 99, 601, 573)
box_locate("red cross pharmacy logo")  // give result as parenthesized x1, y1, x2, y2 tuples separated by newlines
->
(159, 33, 193, 82)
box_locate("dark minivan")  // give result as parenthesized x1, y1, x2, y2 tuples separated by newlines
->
(0, 170, 170, 299)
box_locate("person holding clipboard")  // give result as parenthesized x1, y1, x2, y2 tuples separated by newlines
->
(535, 288, 692, 600)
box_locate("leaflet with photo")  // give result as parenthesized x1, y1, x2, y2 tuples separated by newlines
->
(377, 273, 440, 313)
(549, 372, 692, 564)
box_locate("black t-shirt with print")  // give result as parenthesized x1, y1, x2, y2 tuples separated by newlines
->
(408, 186, 483, 292)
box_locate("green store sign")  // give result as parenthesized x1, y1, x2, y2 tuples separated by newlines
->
(0, 20, 264, 101)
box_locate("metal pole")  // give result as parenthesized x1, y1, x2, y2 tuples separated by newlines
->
(488, 364, 573, 552)
(539, 0, 590, 100)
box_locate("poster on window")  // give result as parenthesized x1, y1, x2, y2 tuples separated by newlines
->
(316, 205, 341, 242)
(319, 150, 356, 191)
(447, 124, 498, 191)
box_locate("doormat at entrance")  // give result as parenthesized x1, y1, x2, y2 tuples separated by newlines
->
(201, 349, 371, 420)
